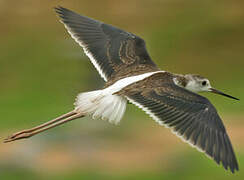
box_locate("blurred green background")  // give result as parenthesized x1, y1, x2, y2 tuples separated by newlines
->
(0, 0, 244, 179)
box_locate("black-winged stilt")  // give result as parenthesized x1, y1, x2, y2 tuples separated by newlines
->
(5, 6, 239, 173)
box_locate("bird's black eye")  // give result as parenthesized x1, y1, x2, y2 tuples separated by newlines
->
(202, 81, 207, 86)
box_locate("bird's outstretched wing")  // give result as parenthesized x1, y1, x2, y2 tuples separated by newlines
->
(55, 7, 158, 81)
(123, 83, 238, 173)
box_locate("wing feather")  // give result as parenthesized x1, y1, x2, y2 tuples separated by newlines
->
(55, 7, 158, 81)
(125, 83, 238, 173)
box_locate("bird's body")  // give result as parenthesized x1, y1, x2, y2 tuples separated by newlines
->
(74, 71, 161, 124)
(5, 6, 239, 173)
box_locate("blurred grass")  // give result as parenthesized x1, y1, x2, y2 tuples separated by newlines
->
(1, 152, 244, 180)
(0, 0, 244, 179)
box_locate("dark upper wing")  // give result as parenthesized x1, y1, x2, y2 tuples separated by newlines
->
(55, 6, 158, 81)
(124, 83, 238, 173)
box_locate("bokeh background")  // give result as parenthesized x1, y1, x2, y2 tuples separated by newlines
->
(0, 0, 244, 179)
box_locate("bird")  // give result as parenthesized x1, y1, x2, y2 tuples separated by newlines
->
(4, 6, 239, 173)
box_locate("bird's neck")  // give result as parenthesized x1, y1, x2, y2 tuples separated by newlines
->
(173, 74, 189, 88)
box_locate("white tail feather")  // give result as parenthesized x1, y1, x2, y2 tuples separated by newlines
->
(74, 90, 127, 124)
(73, 72, 163, 124)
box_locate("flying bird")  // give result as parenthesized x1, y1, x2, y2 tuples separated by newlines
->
(4, 6, 239, 173)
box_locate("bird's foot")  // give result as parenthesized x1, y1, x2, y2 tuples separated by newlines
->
(4, 130, 33, 143)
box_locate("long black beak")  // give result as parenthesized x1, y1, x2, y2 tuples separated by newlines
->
(209, 88, 239, 100)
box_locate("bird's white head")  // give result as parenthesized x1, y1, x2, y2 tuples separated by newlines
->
(180, 74, 239, 100)
(184, 74, 211, 93)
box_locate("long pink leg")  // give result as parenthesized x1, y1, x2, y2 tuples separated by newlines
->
(4, 111, 84, 143)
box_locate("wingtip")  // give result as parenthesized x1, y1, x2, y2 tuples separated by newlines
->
(54, 6, 70, 15)
(229, 165, 239, 174)
(54, 6, 69, 21)
(54, 6, 62, 16)
(53, 5, 61, 12)
(219, 133, 239, 174)
(54, 5, 64, 11)
(230, 160, 239, 174)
